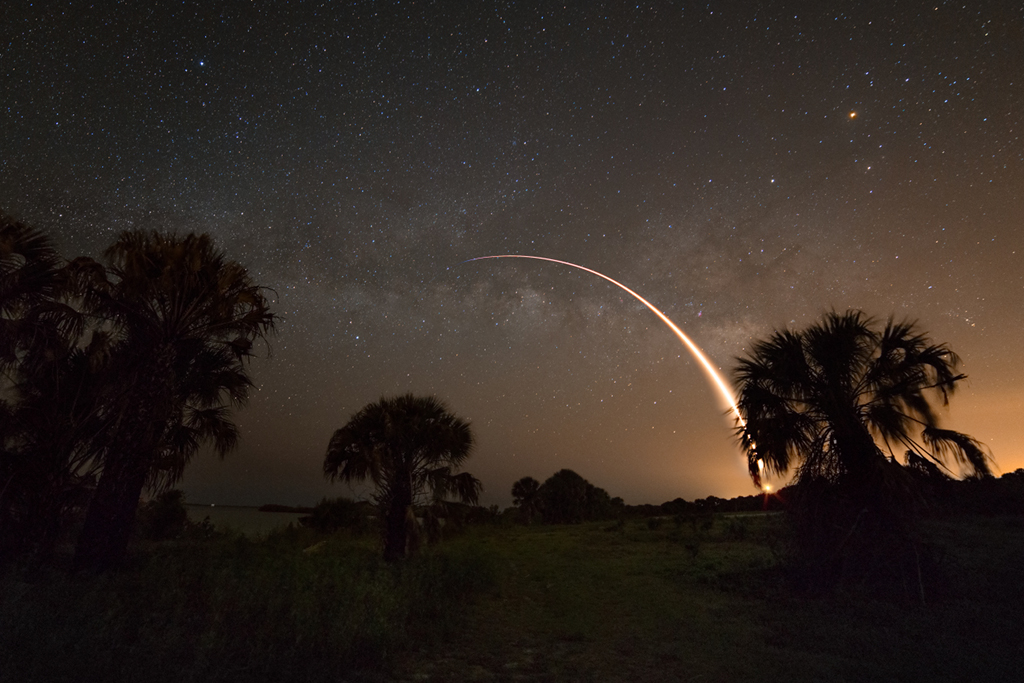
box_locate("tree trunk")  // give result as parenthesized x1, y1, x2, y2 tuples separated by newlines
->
(382, 498, 411, 562)
(27, 487, 66, 568)
(73, 451, 150, 572)
(74, 347, 174, 572)
(381, 469, 415, 562)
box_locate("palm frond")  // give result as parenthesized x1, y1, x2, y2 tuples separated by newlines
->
(922, 427, 992, 478)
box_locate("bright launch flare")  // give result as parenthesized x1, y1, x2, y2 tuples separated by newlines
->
(465, 255, 745, 427)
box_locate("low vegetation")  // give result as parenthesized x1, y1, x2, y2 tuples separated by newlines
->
(2, 509, 1022, 682)
(0, 524, 496, 683)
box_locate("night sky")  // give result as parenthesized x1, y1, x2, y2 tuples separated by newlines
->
(3, 1, 1021, 507)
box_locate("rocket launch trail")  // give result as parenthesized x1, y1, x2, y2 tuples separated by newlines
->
(464, 255, 745, 427)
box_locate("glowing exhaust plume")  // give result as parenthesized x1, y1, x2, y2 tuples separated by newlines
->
(464, 255, 745, 427)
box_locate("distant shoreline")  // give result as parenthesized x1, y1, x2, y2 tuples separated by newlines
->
(257, 504, 315, 514)
(185, 504, 310, 535)
(186, 503, 257, 510)
(185, 503, 314, 514)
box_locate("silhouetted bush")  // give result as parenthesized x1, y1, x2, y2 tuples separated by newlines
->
(537, 469, 614, 524)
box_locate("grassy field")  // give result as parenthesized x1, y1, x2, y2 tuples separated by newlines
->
(2, 514, 1023, 682)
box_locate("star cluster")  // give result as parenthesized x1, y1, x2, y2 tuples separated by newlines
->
(2, 1, 1021, 505)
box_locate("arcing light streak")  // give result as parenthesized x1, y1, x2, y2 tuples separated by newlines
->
(465, 255, 745, 427)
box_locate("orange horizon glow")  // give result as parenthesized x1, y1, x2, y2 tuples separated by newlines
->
(465, 254, 746, 428)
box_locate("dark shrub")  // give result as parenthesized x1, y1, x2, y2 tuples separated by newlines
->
(537, 469, 613, 524)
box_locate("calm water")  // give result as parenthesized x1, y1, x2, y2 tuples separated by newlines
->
(185, 505, 307, 536)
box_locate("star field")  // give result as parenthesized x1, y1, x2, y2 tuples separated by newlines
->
(2, 1, 1021, 505)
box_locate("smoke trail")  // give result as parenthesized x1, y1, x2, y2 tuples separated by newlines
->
(463, 255, 744, 427)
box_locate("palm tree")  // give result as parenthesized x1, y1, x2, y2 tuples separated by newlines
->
(0, 215, 70, 357)
(733, 310, 990, 490)
(732, 310, 991, 595)
(511, 476, 541, 523)
(2, 335, 109, 563)
(324, 394, 481, 562)
(0, 216, 97, 562)
(74, 231, 274, 572)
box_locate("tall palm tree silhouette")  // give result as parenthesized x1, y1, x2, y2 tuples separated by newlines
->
(0, 215, 98, 562)
(74, 231, 274, 572)
(0, 215, 80, 366)
(734, 310, 990, 489)
(733, 310, 991, 594)
(324, 394, 481, 562)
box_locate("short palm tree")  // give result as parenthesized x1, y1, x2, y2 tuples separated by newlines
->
(324, 394, 481, 561)
(74, 231, 274, 572)
(511, 476, 541, 523)
(733, 310, 991, 594)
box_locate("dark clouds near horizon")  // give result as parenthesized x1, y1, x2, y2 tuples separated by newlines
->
(2, 1, 1022, 506)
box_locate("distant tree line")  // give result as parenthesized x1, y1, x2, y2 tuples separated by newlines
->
(507, 468, 1024, 529)
(622, 493, 788, 517)
(0, 214, 274, 571)
(508, 472, 787, 524)
(906, 467, 1024, 516)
